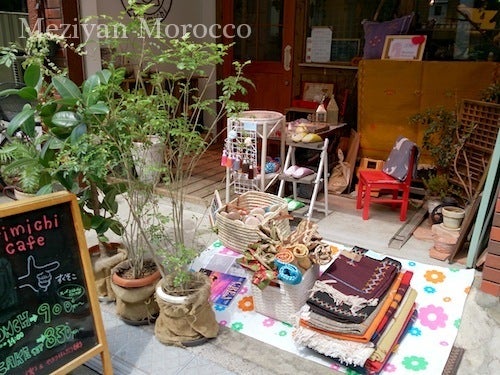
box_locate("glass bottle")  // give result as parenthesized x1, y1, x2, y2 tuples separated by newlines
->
(242, 157, 250, 174)
(248, 164, 254, 179)
(221, 150, 228, 166)
(233, 155, 241, 171)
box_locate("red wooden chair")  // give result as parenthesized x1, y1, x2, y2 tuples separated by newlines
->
(356, 137, 418, 221)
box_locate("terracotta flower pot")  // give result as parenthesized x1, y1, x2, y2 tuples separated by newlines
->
(112, 267, 161, 288)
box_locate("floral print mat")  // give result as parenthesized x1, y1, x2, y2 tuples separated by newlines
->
(198, 240, 475, 375)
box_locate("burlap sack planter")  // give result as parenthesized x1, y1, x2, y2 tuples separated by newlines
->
(90, 242, 127, 302)
(110, 260, 161, 325)
(154, 272, 219, 346)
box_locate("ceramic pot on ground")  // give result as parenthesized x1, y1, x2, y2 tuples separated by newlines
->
(111, 259, 161, 325)
(442, 206, 465, 230)
(430, 197, 459, 224)
(130, 135, 166, 184)
(426, 197, 442, 224)
(14, 188, 36, 200)
(154, 272, 219, 346)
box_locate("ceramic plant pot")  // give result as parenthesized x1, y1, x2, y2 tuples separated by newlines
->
(14, 188, 36, 200)
(426, 197, 442, 223)
(130, 135, 166, 184)
(442, 206, 465, 230)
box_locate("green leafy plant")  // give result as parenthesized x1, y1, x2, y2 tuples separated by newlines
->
(72, 0, 253, 286)
(0, 139, 49, 194)
(409, 107, 458, 174)
(422, 173, 449, 199)
(480, 82, 499, 104)
(410, 105, 478, 204)
(0, 60, 124, 253)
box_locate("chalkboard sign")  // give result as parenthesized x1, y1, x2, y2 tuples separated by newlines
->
(0, 192, 112, 375)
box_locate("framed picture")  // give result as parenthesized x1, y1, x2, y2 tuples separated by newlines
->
(381, 35, 427, 61)
(330, 39, 360, 62)
(208, 190, 223, 228)
(302, 82, 335, 102)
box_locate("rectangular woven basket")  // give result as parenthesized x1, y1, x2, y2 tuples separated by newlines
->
(216, 191, 290, 253)
(250, 264, 319, 325)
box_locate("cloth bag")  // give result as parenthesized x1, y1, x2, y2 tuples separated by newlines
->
(328, 149, 350, 194)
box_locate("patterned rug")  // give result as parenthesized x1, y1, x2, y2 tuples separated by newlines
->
(201, 240, 475, 375)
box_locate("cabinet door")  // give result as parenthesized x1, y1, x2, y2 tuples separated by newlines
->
(358, 60, 499, 161)
(358, 60, 422, 160)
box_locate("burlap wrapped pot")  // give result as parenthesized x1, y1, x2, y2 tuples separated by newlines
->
(110, 260, 161, 324)
(154, 272, 219, 346)
(90, 242, 127, 301)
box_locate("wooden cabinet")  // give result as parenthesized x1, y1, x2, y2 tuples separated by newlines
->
(357, 60, 499, 161)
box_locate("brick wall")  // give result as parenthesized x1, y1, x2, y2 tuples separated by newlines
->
(480, 188, 500, 296)
(26, 0, 84, 84)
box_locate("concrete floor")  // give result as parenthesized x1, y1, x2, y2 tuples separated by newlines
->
(2, 192, 498, 374)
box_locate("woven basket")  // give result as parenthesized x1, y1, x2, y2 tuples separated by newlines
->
(250, 264, 319, 325)
(216, 191, 290, 253)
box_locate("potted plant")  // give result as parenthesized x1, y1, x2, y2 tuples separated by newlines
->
(84, 0, 251, 337)
(409, 106, 476, 207)
(409, 107, 459, 175)
(0, 37, 127, 301)
(0, 139, 47, 199)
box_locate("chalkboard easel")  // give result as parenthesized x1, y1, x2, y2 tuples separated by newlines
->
(0, 191, 112, 375)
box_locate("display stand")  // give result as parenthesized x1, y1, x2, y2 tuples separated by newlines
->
(278, 138, 330, 219)
(224, 111, 286, 203)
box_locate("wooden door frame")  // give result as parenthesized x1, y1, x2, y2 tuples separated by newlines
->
(62, 0, 84, 85)
(216, 0, 298, 132)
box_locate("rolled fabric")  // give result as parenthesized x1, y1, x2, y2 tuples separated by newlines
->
(292, 244, 312, 270)
(278, 264, 303, 285)
(312, 243, 333, 265)
(274, 249, 295, 269)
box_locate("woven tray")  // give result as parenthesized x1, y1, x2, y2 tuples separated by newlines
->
(216, 191, 290, 253)
(250, 264, 319, 325)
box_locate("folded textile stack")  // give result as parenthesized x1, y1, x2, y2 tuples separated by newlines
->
(292, 246, 418, 374)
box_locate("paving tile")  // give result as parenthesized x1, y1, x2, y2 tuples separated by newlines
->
(176, 355, 236, 375)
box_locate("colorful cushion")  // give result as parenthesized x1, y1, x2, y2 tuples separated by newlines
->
(362, 13, 414, 59)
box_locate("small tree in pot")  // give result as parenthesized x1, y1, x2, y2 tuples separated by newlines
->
(84, 1, 251, 331)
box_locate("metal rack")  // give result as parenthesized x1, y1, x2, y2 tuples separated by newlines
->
(224, 111, 286, 202)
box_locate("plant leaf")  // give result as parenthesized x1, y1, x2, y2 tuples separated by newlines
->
(87, 103, 109, 115)
(52, 111, 80, 128)
(52, 76, 82, 100)
(17, 87, 37, 101)
(70, 123, 88, 144)
(24, 64, 41, 88)
(7, 107, 35, 136)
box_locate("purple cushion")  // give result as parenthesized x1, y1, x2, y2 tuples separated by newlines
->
(362, 13, 414, 59)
